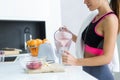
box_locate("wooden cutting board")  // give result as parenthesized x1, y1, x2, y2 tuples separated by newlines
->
(25, 63, 65, 74)
(2, 48, 22, 56)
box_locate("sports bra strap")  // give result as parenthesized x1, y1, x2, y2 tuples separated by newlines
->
(94, 12, 114, 23)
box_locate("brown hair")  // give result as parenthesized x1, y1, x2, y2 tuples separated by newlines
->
(110, 0, 120, 33)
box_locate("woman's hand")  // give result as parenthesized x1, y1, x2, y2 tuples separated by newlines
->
(59, 25, 69, 32)
(62, 50, 78, 66)
(59, 25, 77, 42)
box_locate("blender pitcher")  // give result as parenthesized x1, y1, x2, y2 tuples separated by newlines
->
(54, 28, 72, 64)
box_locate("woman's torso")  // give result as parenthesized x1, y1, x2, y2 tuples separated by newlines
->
(82, 12, 115, 58)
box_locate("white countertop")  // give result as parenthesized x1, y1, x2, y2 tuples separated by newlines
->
(0, 61, 97, 80)
(0, 54, 98, 80)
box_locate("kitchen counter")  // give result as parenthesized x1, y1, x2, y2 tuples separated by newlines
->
(0, 60, 97, 80)
(0, 53, 98, 80)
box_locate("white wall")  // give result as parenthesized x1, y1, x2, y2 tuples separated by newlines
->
(61, 0, 89, 35)
(116, 35, 120, 80)
(0, 0, 49, 20)
(0, 0, 62, 47)
(61, 0, 90, 56)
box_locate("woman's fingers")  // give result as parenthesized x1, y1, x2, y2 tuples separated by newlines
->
(62, 53, 67, 62)
(62, 51, 78, 65)
(59, 25, 68, 31)
(62, 52, 71, 65)
(64, 50, 70, 55)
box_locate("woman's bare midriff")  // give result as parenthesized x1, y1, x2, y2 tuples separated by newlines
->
(84, 51, 97, 58)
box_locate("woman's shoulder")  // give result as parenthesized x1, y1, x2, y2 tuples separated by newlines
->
(104, 13, 118, 22)
(103, 13, 118, 33)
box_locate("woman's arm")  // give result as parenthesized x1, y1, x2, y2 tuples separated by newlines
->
(62, 14, 118, 66)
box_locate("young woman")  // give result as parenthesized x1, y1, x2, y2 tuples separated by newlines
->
(61, 0, 120, 80)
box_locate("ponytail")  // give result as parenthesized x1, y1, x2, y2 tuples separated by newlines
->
(110, 0, 119, 18)
(110, 0, 120, 33)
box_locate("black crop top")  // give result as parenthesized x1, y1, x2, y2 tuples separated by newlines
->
(82, 12, 115, 49)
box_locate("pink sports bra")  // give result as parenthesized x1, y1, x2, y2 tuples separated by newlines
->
(82, 12, 115, 56)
